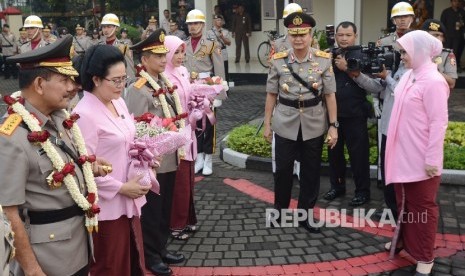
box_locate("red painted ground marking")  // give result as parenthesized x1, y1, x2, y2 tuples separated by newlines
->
(194, 176, 205, 183)
(161, 178, 464, 275)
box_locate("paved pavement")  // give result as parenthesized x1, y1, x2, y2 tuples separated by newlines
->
(2, 79, 465, 275)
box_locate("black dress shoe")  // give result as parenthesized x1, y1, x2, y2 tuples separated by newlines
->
(323, 189, 346, 200)
(299, 221, 321, 233)
(349, 195, 370, 206)
(162, 252, 185, 264)
(148, 262, 172, 276)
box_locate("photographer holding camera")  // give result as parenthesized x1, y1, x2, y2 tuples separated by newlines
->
(323, 21, 384, 206)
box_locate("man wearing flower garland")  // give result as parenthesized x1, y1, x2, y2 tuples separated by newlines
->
(0, 35, 108, 276)
(184, 9, 225, 176)
(125, 29, 186, 276)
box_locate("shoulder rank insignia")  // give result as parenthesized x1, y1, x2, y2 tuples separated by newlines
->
(134, 77, 147, 89)
(273, 51, 288, 59)
(0, 113, 23, 136)
(315, 50, 331, 59)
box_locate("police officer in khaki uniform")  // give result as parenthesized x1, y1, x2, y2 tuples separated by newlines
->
(20, 15, 49, 54)
(1, 35, 108, 276)
(1, 205, 14, 276)
(206, 15, 231, 81)
(422, 19, 458, 89)
(42, 24, 57, 44)
(184, 9, 225, 176)
(264, 12, 338, 233)
(1, 24, 17, 79)
(119, 28, 133, 46)
(125, 29, 185, 276)
(73, 24, 92, 56)
(99, 13, 136, 81)
(141, 16, 158, 40)
(16, 27, 29, 50)
(168, 19, 187, 40)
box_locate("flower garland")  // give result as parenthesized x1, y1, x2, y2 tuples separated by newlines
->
(4, 93, 100, 233)
(139, 69, 186, 158)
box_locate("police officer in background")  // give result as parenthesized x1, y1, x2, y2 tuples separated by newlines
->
(73, 24, 92, 56)
(99, 13, 136, 81)
(184, 9, 225, 176)
(168, 19, 187, 40)
(120, 28, 133, 46)
(323, 21, 383, 206)
(1, 24, 17, 79)
(422, 19, 458, 89)
(42, 24, 57, 44)
(141, 16, 158, 40)
(20, 15, 49, 54)
(16, 27, 29, 49)
(1, 35, 109, 276)
(207, 14, 231, 82)
(263, 12, 338, 233)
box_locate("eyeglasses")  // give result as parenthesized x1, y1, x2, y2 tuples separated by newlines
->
(398, 49, 407, 55)
(103, 76, 129, 87)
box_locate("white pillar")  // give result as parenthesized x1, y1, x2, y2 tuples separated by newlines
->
(159, 0, 169, 27)
(334, 0, 361, 44)
(195, 0, 213, 29)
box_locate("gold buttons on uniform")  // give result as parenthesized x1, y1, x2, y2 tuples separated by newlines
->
(49, 234, 55, 240)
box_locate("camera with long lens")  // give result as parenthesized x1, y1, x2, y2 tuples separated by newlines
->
(347, 43, 400, 74)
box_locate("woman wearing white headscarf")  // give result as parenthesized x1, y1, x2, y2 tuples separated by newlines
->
(384, 30, 449, 275)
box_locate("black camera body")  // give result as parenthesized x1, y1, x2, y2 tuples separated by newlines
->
(332, 43, 400, 74)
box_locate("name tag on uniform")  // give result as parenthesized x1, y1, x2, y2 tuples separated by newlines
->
(37, 148, 46, 156)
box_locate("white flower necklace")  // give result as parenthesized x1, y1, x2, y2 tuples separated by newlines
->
(6, 92, 99, 232)
(139, 70, 186, 158)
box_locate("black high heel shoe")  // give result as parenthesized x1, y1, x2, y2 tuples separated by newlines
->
(384, 242, 403, 254)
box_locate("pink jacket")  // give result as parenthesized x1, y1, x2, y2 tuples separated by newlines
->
(385, 30, 449, 184)
(164, 35, 197, 161)
(74, 91, 146, 220)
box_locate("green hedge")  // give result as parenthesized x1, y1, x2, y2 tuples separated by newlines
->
(227, 122, 465, 170)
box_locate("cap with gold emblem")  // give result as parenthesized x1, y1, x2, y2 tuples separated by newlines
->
(43, 24, 51, 32)
(421, 19, 446, 34)
(169, 19, 177, 26)
(284, 12, 316, 35)
(19, 27, 26, 34)
(6, 35, 79, 77)
(130, 28, 168, 54)
(149, 16, 157, 23)
(75, 24, 84, 30)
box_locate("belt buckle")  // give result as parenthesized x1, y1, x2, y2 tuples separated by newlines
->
(298, 99, 305, 109)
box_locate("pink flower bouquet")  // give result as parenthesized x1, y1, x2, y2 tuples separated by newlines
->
(128, 113, 191, 194)
(188, 76, 229, 131)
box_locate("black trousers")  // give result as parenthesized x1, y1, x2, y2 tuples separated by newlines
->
(445, 36, 464, 67)
(141, 171, 176, 266)
(328, 116, 371, 197)
(380, 134, 398, 220)
(2, 56, 17, 78)
(224, 60, 229, 83)
(196, 114, 216, 154)
(274, 129, 324, 211)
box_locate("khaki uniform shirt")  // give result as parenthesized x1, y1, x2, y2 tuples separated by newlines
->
(185, 34, 225, 79)
(0, 32, 17, 56)
(73, 35, 92, 55)
(16, 38, 28, 53)
(120, 38, 133, 46)
(376, 32, 399, 47)
(0, 102, 89, 275)
(42, 34, 57, 44)
(19, 39, 49, 54)
(169, 29, 187, 41)
(1, 205, 14, 276)
(99, 38, 136, 80)
(206, 27, 231, 61)
(273, 35, 291, 53)
(125, 79, 178, 173)
(435, 49, 458, 79)
(266, 48, 336, 141)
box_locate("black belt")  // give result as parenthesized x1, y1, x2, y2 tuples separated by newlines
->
(279, 96, 321, 109)
(25, 205, 84, 225)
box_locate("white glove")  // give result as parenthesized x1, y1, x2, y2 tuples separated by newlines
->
(213, 99, 222, 108)
(372, 97, 382, 118)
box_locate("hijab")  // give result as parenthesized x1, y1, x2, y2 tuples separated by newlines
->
(165, 35, 185, 72)
(396, 30, 442, 73)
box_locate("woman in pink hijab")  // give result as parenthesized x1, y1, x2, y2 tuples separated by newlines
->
(384, 30, 449, 275)
(164, 35, 198, 240)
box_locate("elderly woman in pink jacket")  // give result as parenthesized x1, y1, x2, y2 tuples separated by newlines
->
(384, 30, 449, 276)
(74, 45, 149, 275)
(163, 35, 198, 240)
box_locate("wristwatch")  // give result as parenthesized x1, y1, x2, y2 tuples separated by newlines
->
(329, 121, 339, 128)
